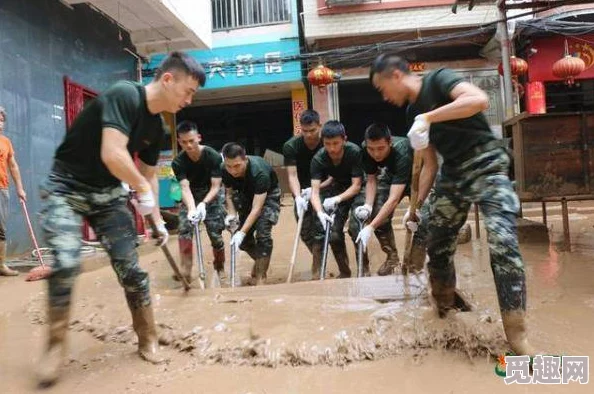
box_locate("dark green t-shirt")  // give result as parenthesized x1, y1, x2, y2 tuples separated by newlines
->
(172, 145, 222, 194)
(54, 81, 165, 187)
(407, 68, 495, 165)
(362, 136, 413, 185)
(310, 141, 363, 187)
(282, 135, 323, 188)
(222, 156, 278, 199)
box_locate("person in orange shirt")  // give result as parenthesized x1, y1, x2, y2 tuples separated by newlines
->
(0, 106, 27, 276)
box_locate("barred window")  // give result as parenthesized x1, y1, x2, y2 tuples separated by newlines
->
(212, 0, 291, 31)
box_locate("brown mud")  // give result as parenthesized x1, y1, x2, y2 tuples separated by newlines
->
(1, 202, 594, 393)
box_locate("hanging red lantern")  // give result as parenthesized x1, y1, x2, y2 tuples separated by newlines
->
(552, 39, 586, 86)
(498, 56, 528, 77)
(307, 65, 341, 89)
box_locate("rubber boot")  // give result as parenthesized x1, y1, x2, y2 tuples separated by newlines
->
(376, 230, 400, 276)
(429, 276, 456, 318)
(501, 310, 536, 356)
(331, 243, 351, 278)
(130, 305, 167, 364)
(408, 242, 427, 274)
(0, 241, 18, 276)
(249, 255, 271, 286)
(311, 243, 323, 280)
(212, 247, 226, 278)
(37, 306, 70, 387)
(173, 238, 193, 283)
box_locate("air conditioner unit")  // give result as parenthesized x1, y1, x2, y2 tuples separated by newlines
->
(325, 0, 371, 7)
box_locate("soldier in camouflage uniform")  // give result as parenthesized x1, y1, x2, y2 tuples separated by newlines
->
(36, 52, 206, 386)
(282, 110, 329, 279)
(310, 121, 364, 279)
(221, 143, 280, 285)
(172, 121, 226, 282)
(370, 54, 535, 356)
(349, 123, 414, 276)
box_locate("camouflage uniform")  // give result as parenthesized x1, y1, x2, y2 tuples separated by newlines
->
(40, 172, 149, 309)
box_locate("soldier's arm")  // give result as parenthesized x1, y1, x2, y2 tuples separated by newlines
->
(425, 81, 489, 123)
(286, 166, 301, 198)
(336, 176, 362, 202)
(369, 184, 406, 230)
(364, 173, 377, 207)
(179, 179, 197, 211)
(101, 128, 149, 192)
(8, 154, 26, 201)
(225, 186, 237, 217)
(138, 160, 163, 222)
(319, 176, 333, 189)
(202, 177, 222, 204)
(240, 193, 267, 234)
(310, 179, 323, 213)
(418, 146, 438, 203)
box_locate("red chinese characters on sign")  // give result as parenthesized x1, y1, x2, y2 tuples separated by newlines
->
(528, 35, 594, 82)
(292, 100, 306, 135)
(409, 62, 425, 72)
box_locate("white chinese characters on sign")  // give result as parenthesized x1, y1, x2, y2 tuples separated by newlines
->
(265, 51, 282, 74)
(208, 58, 226, 79)
(236, 54, 254, 77)
(504, 355, 589, 385)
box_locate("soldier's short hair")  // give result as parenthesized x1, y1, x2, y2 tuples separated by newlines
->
(299, 110, 320, 126)
(154, 51, 206, 87)
(369, 54, 410, 82)
(321, 120, 346, 139)
(176, 120, 199, 136)
(365, 123, 392, 141)
(222, 142, 246, 159)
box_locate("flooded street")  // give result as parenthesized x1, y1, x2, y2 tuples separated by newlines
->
(1, 202, 593, 393)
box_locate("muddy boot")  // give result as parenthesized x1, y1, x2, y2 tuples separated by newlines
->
(37, 306, 70, 387)
(429, 276, 456, 318)
(501, 310, 536, 356)
(331, 243, 351, 278)
(130, 305, 167, 364)
(376, 231, 400, 276)
(173, 238, 193, 283)
(408, 242, 427, 274)
(212, 247, 226, 279)
(254, 255, 271, 286)
(0, 241, 18, 276)
(311, 243, 323, 280)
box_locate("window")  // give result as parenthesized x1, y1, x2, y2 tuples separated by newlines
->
(212, 0, 291, 31)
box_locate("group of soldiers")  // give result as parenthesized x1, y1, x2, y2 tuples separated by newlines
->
(34, 50, 535, 387)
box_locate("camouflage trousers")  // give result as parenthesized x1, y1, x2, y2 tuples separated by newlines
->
(178, 188, 226, 250)
(427, 148, 526, 312)
(39, 172, 150, 310)
(232, 187, 281, 259)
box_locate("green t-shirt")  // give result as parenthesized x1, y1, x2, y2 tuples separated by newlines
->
(362, 136, 413, 185)
(310, 141, 363, 187)
(407, 68, 495, 165)
(222, 156, 278, 199)
(172, 145, 222, 194)
(54, 81, 165, 187)
(282, 135, 323, 188)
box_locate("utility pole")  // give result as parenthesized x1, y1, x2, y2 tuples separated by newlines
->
(497, 0, 515, 120)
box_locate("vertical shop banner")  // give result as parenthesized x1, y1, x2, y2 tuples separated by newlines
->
(291, 88, 308, 135)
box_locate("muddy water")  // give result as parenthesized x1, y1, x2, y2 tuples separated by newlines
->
(1, 205, 593, 393)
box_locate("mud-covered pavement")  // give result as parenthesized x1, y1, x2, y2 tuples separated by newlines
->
(1, 201, 593, 393)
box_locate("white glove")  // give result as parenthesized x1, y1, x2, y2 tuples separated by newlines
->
(355, 225, 374, 251)
(407, 114, 431, 150)
(137, 188, 155, 216)
(402, 207, 422, 232)
(187, 208, 200, 224)
(224, 214, 238, 228)
(151, 221, 169, 247)
(301, 187, 312, 202)
(323, 196, 341, 212)
(354, 204, 372, 222)
(230, 231, 246, 253)
(195, 202, 207, 222)
(121, 182, 131, 193)
(295, 195, 308, 218)
(317, 211, 334, 228)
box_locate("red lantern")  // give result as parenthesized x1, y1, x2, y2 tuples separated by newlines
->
(498, 56, 529, 77)
(307, 65, 340, 89)
(552, 40, 586, 86)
